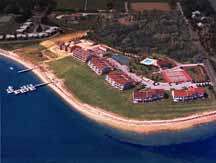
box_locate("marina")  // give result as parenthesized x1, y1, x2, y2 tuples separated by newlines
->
(6, 82, 51, 95)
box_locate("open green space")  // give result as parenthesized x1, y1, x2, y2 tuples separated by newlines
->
(14, 44, 48, 64)
(48, 56, 216, 120)
(184, 66, 209, 82)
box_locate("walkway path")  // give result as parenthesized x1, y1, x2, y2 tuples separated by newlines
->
(107, 58, 198, 91)
(177, 2, 216, 92)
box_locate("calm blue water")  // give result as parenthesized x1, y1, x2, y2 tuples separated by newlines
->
(112, 55, 129, 63)
(1, 56, 216, 163)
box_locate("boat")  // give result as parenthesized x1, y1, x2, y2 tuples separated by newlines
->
(6, 86, 14, 94)
(6, 83, 47, 95)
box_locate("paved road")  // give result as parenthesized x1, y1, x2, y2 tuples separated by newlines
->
(177, 2, 216, 92)
(107, 58, 198, 91)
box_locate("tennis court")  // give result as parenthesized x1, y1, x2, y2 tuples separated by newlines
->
(162, 69, 192, 83)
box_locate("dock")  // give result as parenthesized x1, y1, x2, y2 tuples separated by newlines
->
(17, 65, 39, 74)
(35, 82, 52, 88)
(6, 82, 52, 95)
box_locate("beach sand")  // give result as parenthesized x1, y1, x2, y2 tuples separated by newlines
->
(1, 49, 216, 134)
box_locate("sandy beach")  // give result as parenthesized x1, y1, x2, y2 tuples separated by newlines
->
(1, 49, 216, 134)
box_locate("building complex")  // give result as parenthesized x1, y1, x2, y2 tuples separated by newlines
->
(56, 39, 208, 104)
(105, 71, 134, 91)
(172, 88, 205, 102)
(133, 89, 165, 103)
(88, 57, 114, 75)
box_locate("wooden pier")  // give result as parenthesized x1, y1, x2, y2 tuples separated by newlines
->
(17, 66, 39, 74)
(35, 82, 52, 88)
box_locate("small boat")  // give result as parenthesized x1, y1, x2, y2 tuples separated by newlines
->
(6, 86, 14, 94)
(14, 90, 21, 95)
(9, 67, 14, 70)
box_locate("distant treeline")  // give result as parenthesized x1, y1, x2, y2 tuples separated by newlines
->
(181, 0, 216, 57)
(0, 0, 56, 16)
(181, 0, 216, 18)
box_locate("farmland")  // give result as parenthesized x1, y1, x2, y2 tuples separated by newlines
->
(130, 2, 171, 12)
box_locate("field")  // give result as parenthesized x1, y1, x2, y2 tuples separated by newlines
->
(87, 0, 125, 11)
(54, 0, 124, 11)
(184, 66, 209, 82)
(40, 31, 88, 49)
(14, 44, 48, 64)
(54, 0, 172, 11)
(48, 56, 216, 120)
(130, 2, 171, 12)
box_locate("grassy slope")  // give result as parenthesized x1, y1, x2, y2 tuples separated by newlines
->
(48, 56, 216, 120)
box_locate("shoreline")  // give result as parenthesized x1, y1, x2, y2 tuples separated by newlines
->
(1, 50, 216, 134)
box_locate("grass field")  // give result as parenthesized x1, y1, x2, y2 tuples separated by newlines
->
(14, 44, 48, 64)
(48, 56, 216, 120)
(184, 66, 209, 82)
(54, 0, 171, 11)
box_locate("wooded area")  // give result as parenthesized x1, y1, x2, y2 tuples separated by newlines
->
(88, 10, 197, 62)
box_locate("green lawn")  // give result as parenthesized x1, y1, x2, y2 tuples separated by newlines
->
(15, 44, 48, 64)
(48, 56, 216, 120)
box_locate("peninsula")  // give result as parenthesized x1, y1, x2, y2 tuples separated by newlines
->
(1, 0, 216, 134)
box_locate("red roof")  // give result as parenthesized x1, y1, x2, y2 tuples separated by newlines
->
(173, 88, 205, 97)
(68, 45, 81, 51)
(107, 71, 133, 85)
(157, 59, 172, 66)
(72, 48, 92, 60)
(134, 89, 165, 99)
(88, 46, 107, 56)
(90, 57, 113, 71)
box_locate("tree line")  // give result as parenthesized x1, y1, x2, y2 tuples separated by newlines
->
(0, 0, 56, 17)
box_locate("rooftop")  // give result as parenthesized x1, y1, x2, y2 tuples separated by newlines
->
(134, 89, 164, 99)
(90, 57, 113, 70)
(107, 71, 133, 85)
(173, 88, 205, 97)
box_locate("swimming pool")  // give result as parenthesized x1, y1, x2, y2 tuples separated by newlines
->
(111, 55, 129, 63)
(140, 58, 157, 65)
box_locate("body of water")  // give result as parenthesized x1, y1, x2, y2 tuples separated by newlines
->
(1, 56, 216, 163)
